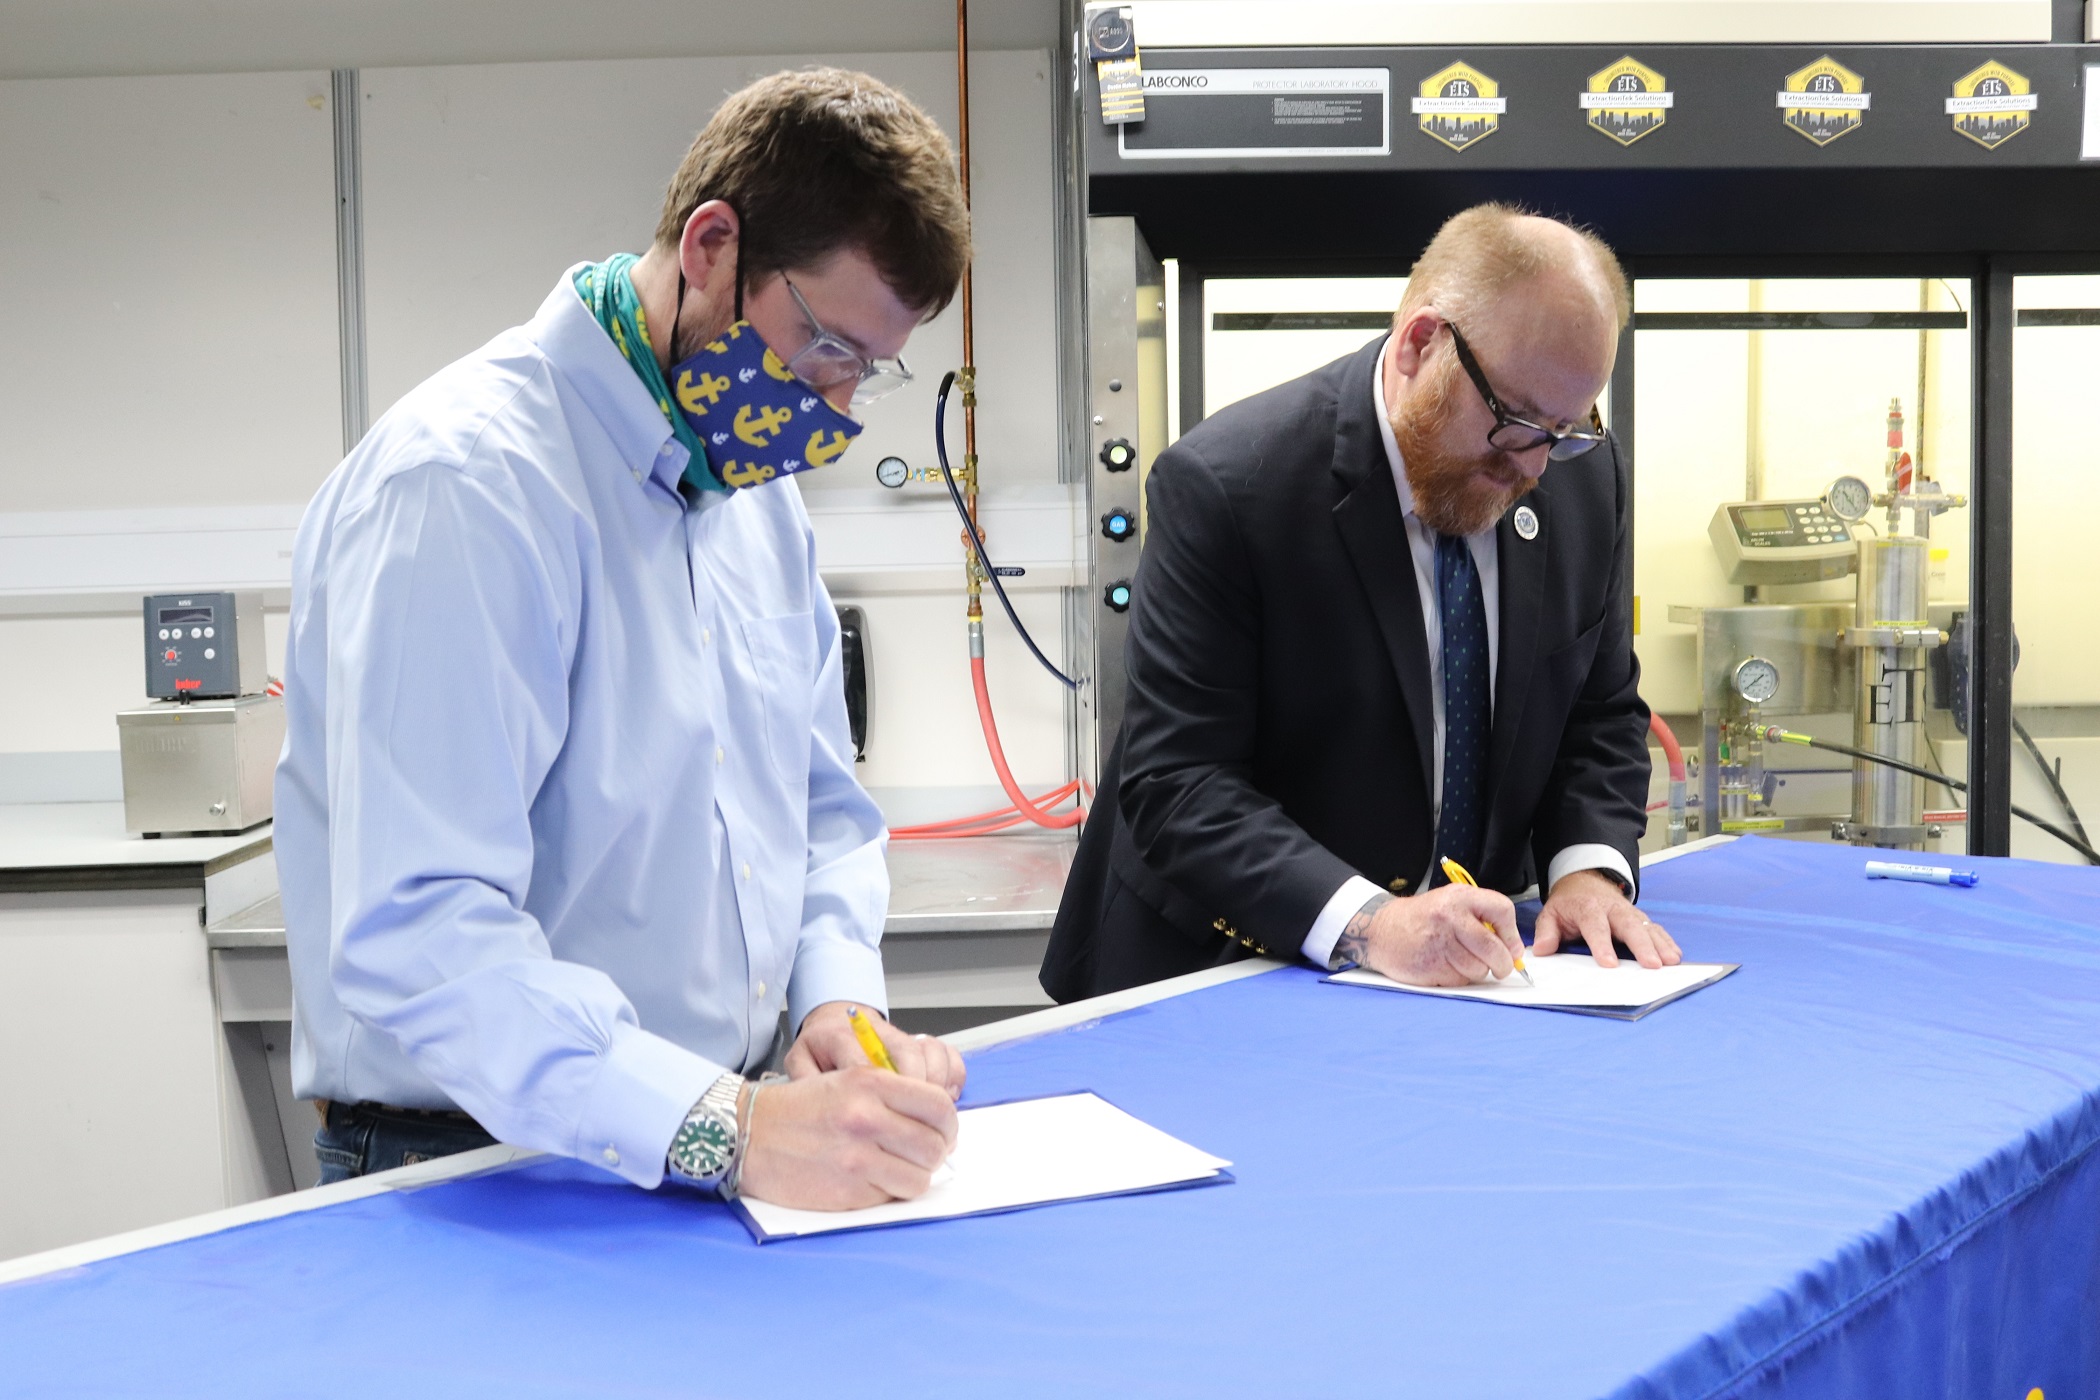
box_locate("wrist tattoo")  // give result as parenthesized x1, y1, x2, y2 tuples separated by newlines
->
(1330, 892, 1395, 970)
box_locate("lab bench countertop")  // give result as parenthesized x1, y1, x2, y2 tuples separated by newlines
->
(206, 829, 1077, 948)
(0, 801, 272, 892)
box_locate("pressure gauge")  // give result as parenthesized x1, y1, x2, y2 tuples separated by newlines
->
(1824, 475, 1873, 522)
(875, 456, 910, 489)
(1733, 656, 1781, 706)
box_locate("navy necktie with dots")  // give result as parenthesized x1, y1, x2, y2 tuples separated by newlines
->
(1433, 531, 1488, 882)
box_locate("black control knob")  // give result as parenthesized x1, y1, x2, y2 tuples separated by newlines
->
(1103, 580, 1133, 613)
(1100, 509, 1136, 543)
(1099, 438, 1136, 472)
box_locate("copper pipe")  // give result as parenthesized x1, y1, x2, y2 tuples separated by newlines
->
(956, 0, 983, 618)
(956, 0, 973, 369)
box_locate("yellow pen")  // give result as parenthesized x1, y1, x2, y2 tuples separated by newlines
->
(847, 1005, 897, 1072)
(1439, 857, 1535, 987)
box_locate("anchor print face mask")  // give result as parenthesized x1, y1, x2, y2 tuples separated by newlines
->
(668, 322, 863, 491)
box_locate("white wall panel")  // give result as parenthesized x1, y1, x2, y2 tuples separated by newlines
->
(0, 71, 341, 514)
(3, 51, 1072, 797)
(0, 0, 1062, 81)
(359, 48, 1059, 497)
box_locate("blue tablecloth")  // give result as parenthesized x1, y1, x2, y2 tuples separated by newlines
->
(6, 836, 2100, 1398)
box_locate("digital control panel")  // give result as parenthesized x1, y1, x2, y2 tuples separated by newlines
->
(144, 591, 266, 700)
(1708, 500, 1859, 586)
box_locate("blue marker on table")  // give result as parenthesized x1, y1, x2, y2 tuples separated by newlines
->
(1865, 860, 1980, 888)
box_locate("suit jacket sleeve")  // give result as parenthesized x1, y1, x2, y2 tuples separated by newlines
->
(1527, 436, 1652, 896)
(1117, 438, 1362, 953)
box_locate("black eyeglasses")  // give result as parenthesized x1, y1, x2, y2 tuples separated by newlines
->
(1446, 323, 1607, 461)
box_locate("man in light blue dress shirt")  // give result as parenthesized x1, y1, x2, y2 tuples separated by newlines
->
(276, 70, 971, 1209)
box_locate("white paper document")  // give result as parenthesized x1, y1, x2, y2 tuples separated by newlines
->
(735, 1091, 1233, 1241)
(1328, 953, 1739, 1020)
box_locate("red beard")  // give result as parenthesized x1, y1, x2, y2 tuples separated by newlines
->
(1390, 353, 1537, 537)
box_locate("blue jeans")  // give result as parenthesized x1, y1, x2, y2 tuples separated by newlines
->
(314, 1101, 497, 1185)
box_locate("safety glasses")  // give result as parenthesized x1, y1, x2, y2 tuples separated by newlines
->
(781, 277, 913, 406)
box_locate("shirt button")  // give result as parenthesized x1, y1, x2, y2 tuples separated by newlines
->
(601, 1145, 620, 1166)
(716, 746, 725, 766)
(756, 980, 767, 999)
(631, 468, 642, 482)
(702, 627, 712, 645)
(742, 861, 752, 881)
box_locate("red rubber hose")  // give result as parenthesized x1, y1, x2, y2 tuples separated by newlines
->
(887, 622, 1089, 840)
(891, 780, 1083, 840)
(970, 653, 1084, 830)
(1649, 711, 1687, 783)
(895, 780, 1081, 833)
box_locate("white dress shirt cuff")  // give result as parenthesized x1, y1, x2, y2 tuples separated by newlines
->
(788, 938, 890, 1037)
(1545, 844, 1638, 901)
(572, 1023, 726, 1190)
(1302, 875, 1388, 968)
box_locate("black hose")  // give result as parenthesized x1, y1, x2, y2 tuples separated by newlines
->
(2013, 715, 2091, 853)
(1758, 726, 2100, 866)
(934, 372, 1080, 690)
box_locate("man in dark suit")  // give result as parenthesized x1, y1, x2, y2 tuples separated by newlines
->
(1043, 205, 1681, 1001)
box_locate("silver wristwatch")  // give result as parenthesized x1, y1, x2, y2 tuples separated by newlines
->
(665, 1072, 747, 1191)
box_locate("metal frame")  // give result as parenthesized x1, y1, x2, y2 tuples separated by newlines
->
(329, 68, 368, 454)
(1972, 259, 2016, 854)
(1176, 264, 1205, 437)
(1053, 0, 1093, 789)
(1965, 250, 2100, 851)
(1080, 218, 1162, 774)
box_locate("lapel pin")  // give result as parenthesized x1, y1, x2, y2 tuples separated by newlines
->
(1514, 505, 1540, 540)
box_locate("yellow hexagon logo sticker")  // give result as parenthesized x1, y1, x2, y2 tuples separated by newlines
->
(1777, 56, 1870, 146)
(1948, 60, 2036, 149)
(1412, 62, 1504, 152)
(1583, 56, 1672, 146)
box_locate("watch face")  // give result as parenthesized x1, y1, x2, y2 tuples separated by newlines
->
(1734, 656, 1781, 705)
(1825, 475, 1873, 522)
(875, 455, 910, 489)
(669, 1111, 736, 1180)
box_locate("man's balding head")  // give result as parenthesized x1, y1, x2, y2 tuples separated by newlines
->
(1396, 205, 1629, 339)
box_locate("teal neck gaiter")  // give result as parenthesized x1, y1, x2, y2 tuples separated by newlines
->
(572, 253, 723, 495)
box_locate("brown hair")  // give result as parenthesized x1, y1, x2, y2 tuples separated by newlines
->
(654, 68, 971, 316)
(1397, 203, 1631, 332)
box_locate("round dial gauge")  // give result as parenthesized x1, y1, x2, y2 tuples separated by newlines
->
(1824, 475, 1874, 522)
(875, 455, 910, 489)
(1733, 656, 1781, 706)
